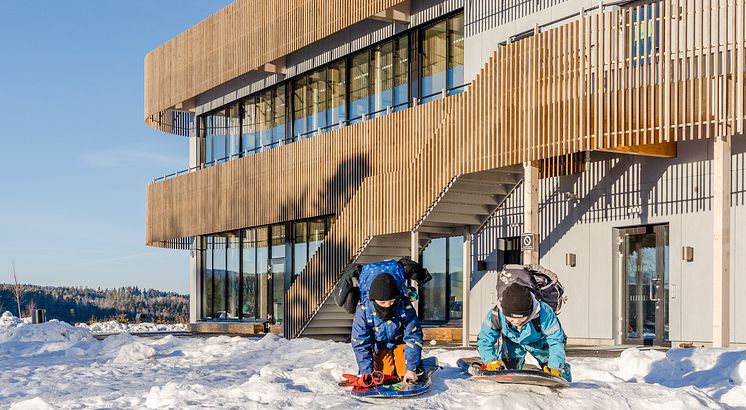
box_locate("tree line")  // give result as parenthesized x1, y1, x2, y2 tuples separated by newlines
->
(0, 284, 189, 324)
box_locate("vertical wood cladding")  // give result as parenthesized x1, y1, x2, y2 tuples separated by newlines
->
(144, 0, 406, 131)
(145, 0, 746, 336)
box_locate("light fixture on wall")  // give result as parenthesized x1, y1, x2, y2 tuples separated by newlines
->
(682, 246, 694, 262)
(565, 253, 576, 267)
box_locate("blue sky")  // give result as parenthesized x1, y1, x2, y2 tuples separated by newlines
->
(0, 1, 232, 293)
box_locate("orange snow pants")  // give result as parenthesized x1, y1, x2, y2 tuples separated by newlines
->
(373, 344, 407, 376)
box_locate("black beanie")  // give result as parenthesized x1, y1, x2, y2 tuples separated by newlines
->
(501, 283, 534, 318)
(369, 273, 400, 301)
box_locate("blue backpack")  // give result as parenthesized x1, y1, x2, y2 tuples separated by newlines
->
(358, 259, 410, 302)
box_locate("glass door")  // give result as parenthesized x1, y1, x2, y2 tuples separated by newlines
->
(269, 224, 287, 324)
(621, 224, 669, 345)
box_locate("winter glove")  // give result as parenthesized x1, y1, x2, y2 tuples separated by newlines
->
(339, 371, 399, 387)
(543, 365, 562, 377)
(481, 359, 505, 371)
(338, 374, 359, 387)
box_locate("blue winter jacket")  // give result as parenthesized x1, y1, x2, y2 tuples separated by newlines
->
(351, 298, 424, 375)
(476, 298, 567, 370)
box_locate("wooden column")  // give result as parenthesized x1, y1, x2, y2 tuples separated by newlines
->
(462, 227, 472, 347)
(523, 162, 540, 264)
(712, 133, 731, 347)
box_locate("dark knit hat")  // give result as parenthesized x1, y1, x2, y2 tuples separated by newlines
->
(369, 273, 400, 301)
(501, 283, 534, 318)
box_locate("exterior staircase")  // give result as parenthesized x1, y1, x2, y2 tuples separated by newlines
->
(296, 166, 523, 341)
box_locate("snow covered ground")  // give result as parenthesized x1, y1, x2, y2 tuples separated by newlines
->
(1, 311, 745, 409)
(75, 320, 187, 335)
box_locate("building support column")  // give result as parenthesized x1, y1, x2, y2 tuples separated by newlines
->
(713, 133, 731, 347)
(189, 238, 200, 323)
(411, 230, 420, 312)
(523, 161, 540, 265)
(462, 227, 472, 347)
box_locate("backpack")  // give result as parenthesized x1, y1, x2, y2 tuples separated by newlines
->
(335, 257, 432, 314)
(496, 264, 565, 314)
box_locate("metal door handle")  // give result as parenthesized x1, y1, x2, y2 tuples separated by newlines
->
(650, 278, 660, 302)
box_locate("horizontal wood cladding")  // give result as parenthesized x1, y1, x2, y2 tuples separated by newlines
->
(144, 0, 405, 132)
(143, 0, 746, 336)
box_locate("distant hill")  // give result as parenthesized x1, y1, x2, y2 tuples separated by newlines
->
(0, 284, 189, 324)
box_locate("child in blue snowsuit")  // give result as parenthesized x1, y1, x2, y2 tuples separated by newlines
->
(477, 283, 572, 382)
(351, 260, 423, 383)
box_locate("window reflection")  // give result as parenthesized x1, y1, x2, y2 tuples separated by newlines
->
(212, 236, 227, 319)
(372, 41, 394, 117)
(421, 21, 447, 103)
(200, 216, 335, 323)
(242, 229, 259, 320)
(196, 13, 463, 165)
(328, 62, 347, 128)
(293, 221, 308, 277)
(349, 50, 370, 124)
(420, 235, 464, 323)
(394, 36, 410, 111)
(447, 13, 465, 94)
(241, 97, 257, 155)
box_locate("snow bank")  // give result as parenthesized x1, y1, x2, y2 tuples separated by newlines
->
(76, 320, 187, 335)
(0, 311, 745, 409)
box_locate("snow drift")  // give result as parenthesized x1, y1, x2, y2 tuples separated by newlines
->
(0, 311, 744, 409)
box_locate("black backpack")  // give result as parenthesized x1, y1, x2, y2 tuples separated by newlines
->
(334, 257, 432, 314)
(496, 264, 565, 314)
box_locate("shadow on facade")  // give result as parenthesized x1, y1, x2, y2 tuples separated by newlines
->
(473, 137, 746, 264)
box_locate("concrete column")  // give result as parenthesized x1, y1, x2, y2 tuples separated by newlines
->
(713, 133, 731, 347)
(189, 239, 200, 323)
(462, 227, 472, 347)
(523, 161, 540, 264)
(411, 230, 420, 312)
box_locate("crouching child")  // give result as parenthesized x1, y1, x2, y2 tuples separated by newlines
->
(351, 260, 423, 383)
(476, 283, 572, 382)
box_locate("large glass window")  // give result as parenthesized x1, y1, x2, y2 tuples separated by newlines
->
(292, 221, 308, 277)
(200, 217, 333, 323)
(349, 50, 370, 124)
(420, 235, 464, 323)
(258, 90, 273, 149)
(256, 227, 269, 320)
(241, 97, 257, 155)
(447, 13, 465, 94)
(393, 36, 410, 111)
(292, 77, 308, 138)
(242, 229, 259, 320)
(227, 234, 240, 319)
(327, 61, 347, 128)
(372, 41, 394, 117)
(212, 236, 227, 319)
(309, 70, 327, 131)
(421, 238, 447, 322)
(197, 12, 464, 166)
(273, 85, 287, 145)
(421, 21, 447, 103)
(270, 224, 287, 323)
(308, 218, 325, 260)
(447, 236, 463, 320)
(228, 103, 241, 159)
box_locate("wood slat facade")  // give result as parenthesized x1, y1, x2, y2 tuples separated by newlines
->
(144, 0, 406, 133)
(145, 0, 746, 337)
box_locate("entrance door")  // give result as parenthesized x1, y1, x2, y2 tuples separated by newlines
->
(269, 224, 287, 324)
(620, 224, 669, 345)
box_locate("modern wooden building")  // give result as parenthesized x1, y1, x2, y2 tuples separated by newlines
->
(145, 0, 745, 347)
